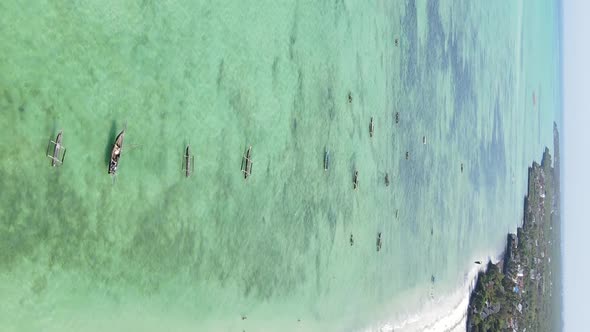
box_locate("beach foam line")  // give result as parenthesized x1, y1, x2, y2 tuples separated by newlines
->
(360, 252, 500, 332)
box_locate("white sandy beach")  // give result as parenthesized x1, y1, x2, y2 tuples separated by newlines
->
(361, 252, 501, 332)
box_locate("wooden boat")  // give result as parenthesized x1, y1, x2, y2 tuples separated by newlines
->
(241, 145, 253, 179)
(46, 130, 66, 166)
(423, 136, 426, 145)
(385, 172, 390, 186)
(353, 170, 359, 190)
(405, 151, 409, 160)
(376, 232, 382, 252)
(395, 112, 400, 124)
(182, 145, 195, 177)
(461, 163, 464, 173)
(324, 148, 330, 171)
(369, 117, 374, 137)
(108, 127, 125, 175)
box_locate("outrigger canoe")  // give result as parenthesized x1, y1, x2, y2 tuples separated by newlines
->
(46, 130, 66, 166)
(241, 146, 253, 179)
(183, 145, 195, 177)
(108, 128, 125, 175)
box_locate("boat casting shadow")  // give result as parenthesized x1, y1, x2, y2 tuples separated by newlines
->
(104, 120, 117, 167)
(240, 143, 249, 171)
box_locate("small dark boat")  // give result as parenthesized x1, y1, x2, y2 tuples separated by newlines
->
(405, 151, 409, 160)
(350, 234, 354, 246)
(423, 136, 426, 145)
(474, 261, 482, 265)
(108, 127, 125, 175)
(324, 148, 330, 171)
(348, 92, 353, 103)
(394, 38, 399, 47)
(461, 163, 464, 173)
(395, 112, 400, 124)
(385, 172, 390, 186)
(241, 146, 253, 179)
(376, 232, 382, 252)
(46, 130, 66, 167)
(369, 117, 374, 137)
(182, 145, 195, 177)
(353, 170, 359, 190)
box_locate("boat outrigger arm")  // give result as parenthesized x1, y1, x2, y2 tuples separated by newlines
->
(46, 130, 66, 166)
(241, 146, 253, 179)
(182, 145, 195, 177)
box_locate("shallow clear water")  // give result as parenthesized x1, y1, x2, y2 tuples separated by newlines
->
(0, 1, 560, 331)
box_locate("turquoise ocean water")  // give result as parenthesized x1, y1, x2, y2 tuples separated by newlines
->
(0, 1, 560, 331)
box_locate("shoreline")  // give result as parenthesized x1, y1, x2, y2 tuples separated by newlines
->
(465, 144, 561, 331)
(365, 138, 562, 332)
(360, 252, 502, 332)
